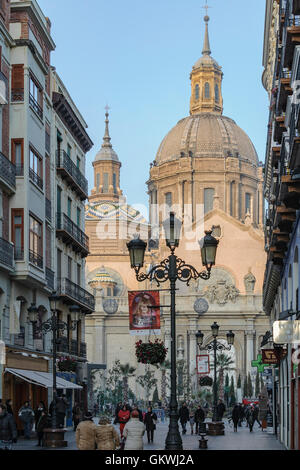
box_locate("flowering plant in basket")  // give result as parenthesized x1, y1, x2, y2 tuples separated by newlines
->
(199, 375, 213, 387)
(57, 356, 77, 372)
(135, 339, 168, 365)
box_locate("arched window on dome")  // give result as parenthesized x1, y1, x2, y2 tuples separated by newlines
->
(204, 188, 214, 214)
(230, 181, 235, 217)
(96, 173, 100, 192)
(204, 82, 210, 99)
(195, 84, 199, 100)
(215, 84, 219, 103)
(103, 173, 109, 193)
(113, 173, 117, 194)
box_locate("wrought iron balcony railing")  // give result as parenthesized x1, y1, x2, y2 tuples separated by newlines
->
(56, 212, 89, 256)
(29, 93, 43, 119)
(0, 151, 16, 192)
(29, 167, 43, 190)
(57, 277, 95, 313)
(29, 249, 43, 269)
(56, 150, 88, 200)
(0, 237, 14, 270)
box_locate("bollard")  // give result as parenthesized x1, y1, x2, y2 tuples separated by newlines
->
(199, 433, 208, 449)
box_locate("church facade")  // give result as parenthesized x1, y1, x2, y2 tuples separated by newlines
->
(85, 15, 270, 402)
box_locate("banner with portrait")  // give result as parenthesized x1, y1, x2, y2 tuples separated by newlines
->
(128, 291, 161, 335)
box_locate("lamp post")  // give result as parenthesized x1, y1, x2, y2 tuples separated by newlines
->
(28, 293, 79, 448)
(196, 324, 234, 435)
(127, 212, 219, 450)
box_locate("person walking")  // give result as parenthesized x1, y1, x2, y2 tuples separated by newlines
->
(76, 411, 97, 450)
(36, 410, 49, 447)
(123, 410, 145, 450)
(55, 394, 69, 428)
(132, 404, 143, 422)
(178, 402, 189, 435)
(195, 405, 205, 434)
(0, 404, 17, 450)
(143, 407, 157, 444)
(238, 403, 244, 427)
(189, 410, 195, 435)
(253, 404, 261, 428)
(114, 402, 122, 424)
(34, 401, 46, 431)
(232, 404, 240, 432)
(95, 416, 120, 450)
(216, 399, 226, 421)
(247, 406, 255, 432)
(18, 401, 35, 439)
(5, 399, 13, 416)
(72, 402, 82, 431)
(118, 404, 130, 438)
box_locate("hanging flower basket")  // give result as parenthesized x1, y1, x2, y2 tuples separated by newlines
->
(135, 339, 168, 365)
(57, 356, 77, 372)
(199, 375, 213, 387)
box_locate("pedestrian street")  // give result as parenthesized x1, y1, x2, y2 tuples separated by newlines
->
(9, 418, 285, 451)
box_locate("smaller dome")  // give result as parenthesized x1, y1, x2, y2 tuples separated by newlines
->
(193, 54, 220, 69)
(89, 266, 116, 285)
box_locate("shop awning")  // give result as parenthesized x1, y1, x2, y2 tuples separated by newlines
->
(5, 368, 82, 389)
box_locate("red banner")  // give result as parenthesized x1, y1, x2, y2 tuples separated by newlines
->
(128, 291, 161, 335)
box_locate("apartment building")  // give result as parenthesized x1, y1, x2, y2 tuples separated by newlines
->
(0, 0, 94, 429)
(263, 0, 300, 450)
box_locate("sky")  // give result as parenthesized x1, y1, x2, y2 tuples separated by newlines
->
(38, 0, 269, 213)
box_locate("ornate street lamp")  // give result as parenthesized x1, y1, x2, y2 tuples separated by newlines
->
(127, 212, 219, 450)
(28, 291, 78, 448)
(197, 325, 235, 436)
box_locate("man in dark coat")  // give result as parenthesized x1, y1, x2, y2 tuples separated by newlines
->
(194, 405, 205, 434)
(114, 402, 123, 424)
(247, 406, 255, 432)
(49, 393, 69, 428)
(253, 404, 261, 428)
(216, 400, 226, 421)
(238, 403, 244, 426)
(178, 403, 189, 435)
(0, 404, 17, 449)
(231, 404, 240, 432)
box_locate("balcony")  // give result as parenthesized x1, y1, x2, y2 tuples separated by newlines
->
(283, 15, 300, 68)
(57, 277, 95, 313)
(29, 93, 43, 119)
(0, 237, 14, 272)
(0, 151, 16, 195)
(276, 67, 292, 114)
(56, 212, 89, 257)
(14, 247, 24, 261)
(29, 249, 43, 269)
(56, 150, 88, 200)
(11, 88, 24, 102)
(29, 167, 43, 190)
(294, 0, 300, 15)
(45, 198, 51, 222)
(57, 337, 87, 359)
(45, 266, 55, 291)
(274, 113, 286, 143)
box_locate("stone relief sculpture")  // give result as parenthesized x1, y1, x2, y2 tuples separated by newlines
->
(244, 268, 256, 293)
(201, 280, 239, 305)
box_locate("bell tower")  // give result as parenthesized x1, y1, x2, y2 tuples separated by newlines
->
(190, 15, 223, 115)
(89, 108, 122, 203)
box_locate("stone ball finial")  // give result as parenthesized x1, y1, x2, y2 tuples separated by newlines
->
(204, 15, 210, 22)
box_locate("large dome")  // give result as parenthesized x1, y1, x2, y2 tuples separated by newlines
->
(155, 113, 258, 165)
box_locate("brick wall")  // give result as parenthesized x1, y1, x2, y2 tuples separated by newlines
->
(0, 0, 11, 30)
(2, 60, 9, 157)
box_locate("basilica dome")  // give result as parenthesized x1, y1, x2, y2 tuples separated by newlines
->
(155, 113, 258, 166)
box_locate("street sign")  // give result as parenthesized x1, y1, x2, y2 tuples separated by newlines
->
(262, 349, 279, 365)
(196, 354, 210, 375)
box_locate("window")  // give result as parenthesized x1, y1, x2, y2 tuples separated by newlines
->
(68, 256, 72, 281)
(77, 207, 81, 227)
(57, 248, 62, 279)
(107, 287, 111, 296)
(195, 84, 199, 100)
(12, 209, 24, 260)
(96, 173, 100, 192)
(67, 198, 72, 218)
(113, 173, 117, 194)
(76, 156, 80, 169)
(67, 144, 71, 157)
(45, 124, 50, 154)
(204, 188, 214, 214)
(29, 147, 43, 189)
(103, 173, 109, 192)
(11, 139, 24, 175)
(230, 181, 235, 217)
(215, 84, 219, 103)
(77, 264, 81, 286)
(165, 192, 172, 208)
(29, 74, 43, 118)
(204, 82, 210, 99)
(245, 192, 251, 214)
(29, 214, 43, 268)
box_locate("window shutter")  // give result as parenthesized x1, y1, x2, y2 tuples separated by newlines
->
(12, 65, 24, 101)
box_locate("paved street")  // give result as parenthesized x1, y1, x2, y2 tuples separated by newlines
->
(11, 418, 285, 451)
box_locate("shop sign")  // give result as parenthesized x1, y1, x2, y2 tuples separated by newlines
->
(262, 349, 279, 365)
